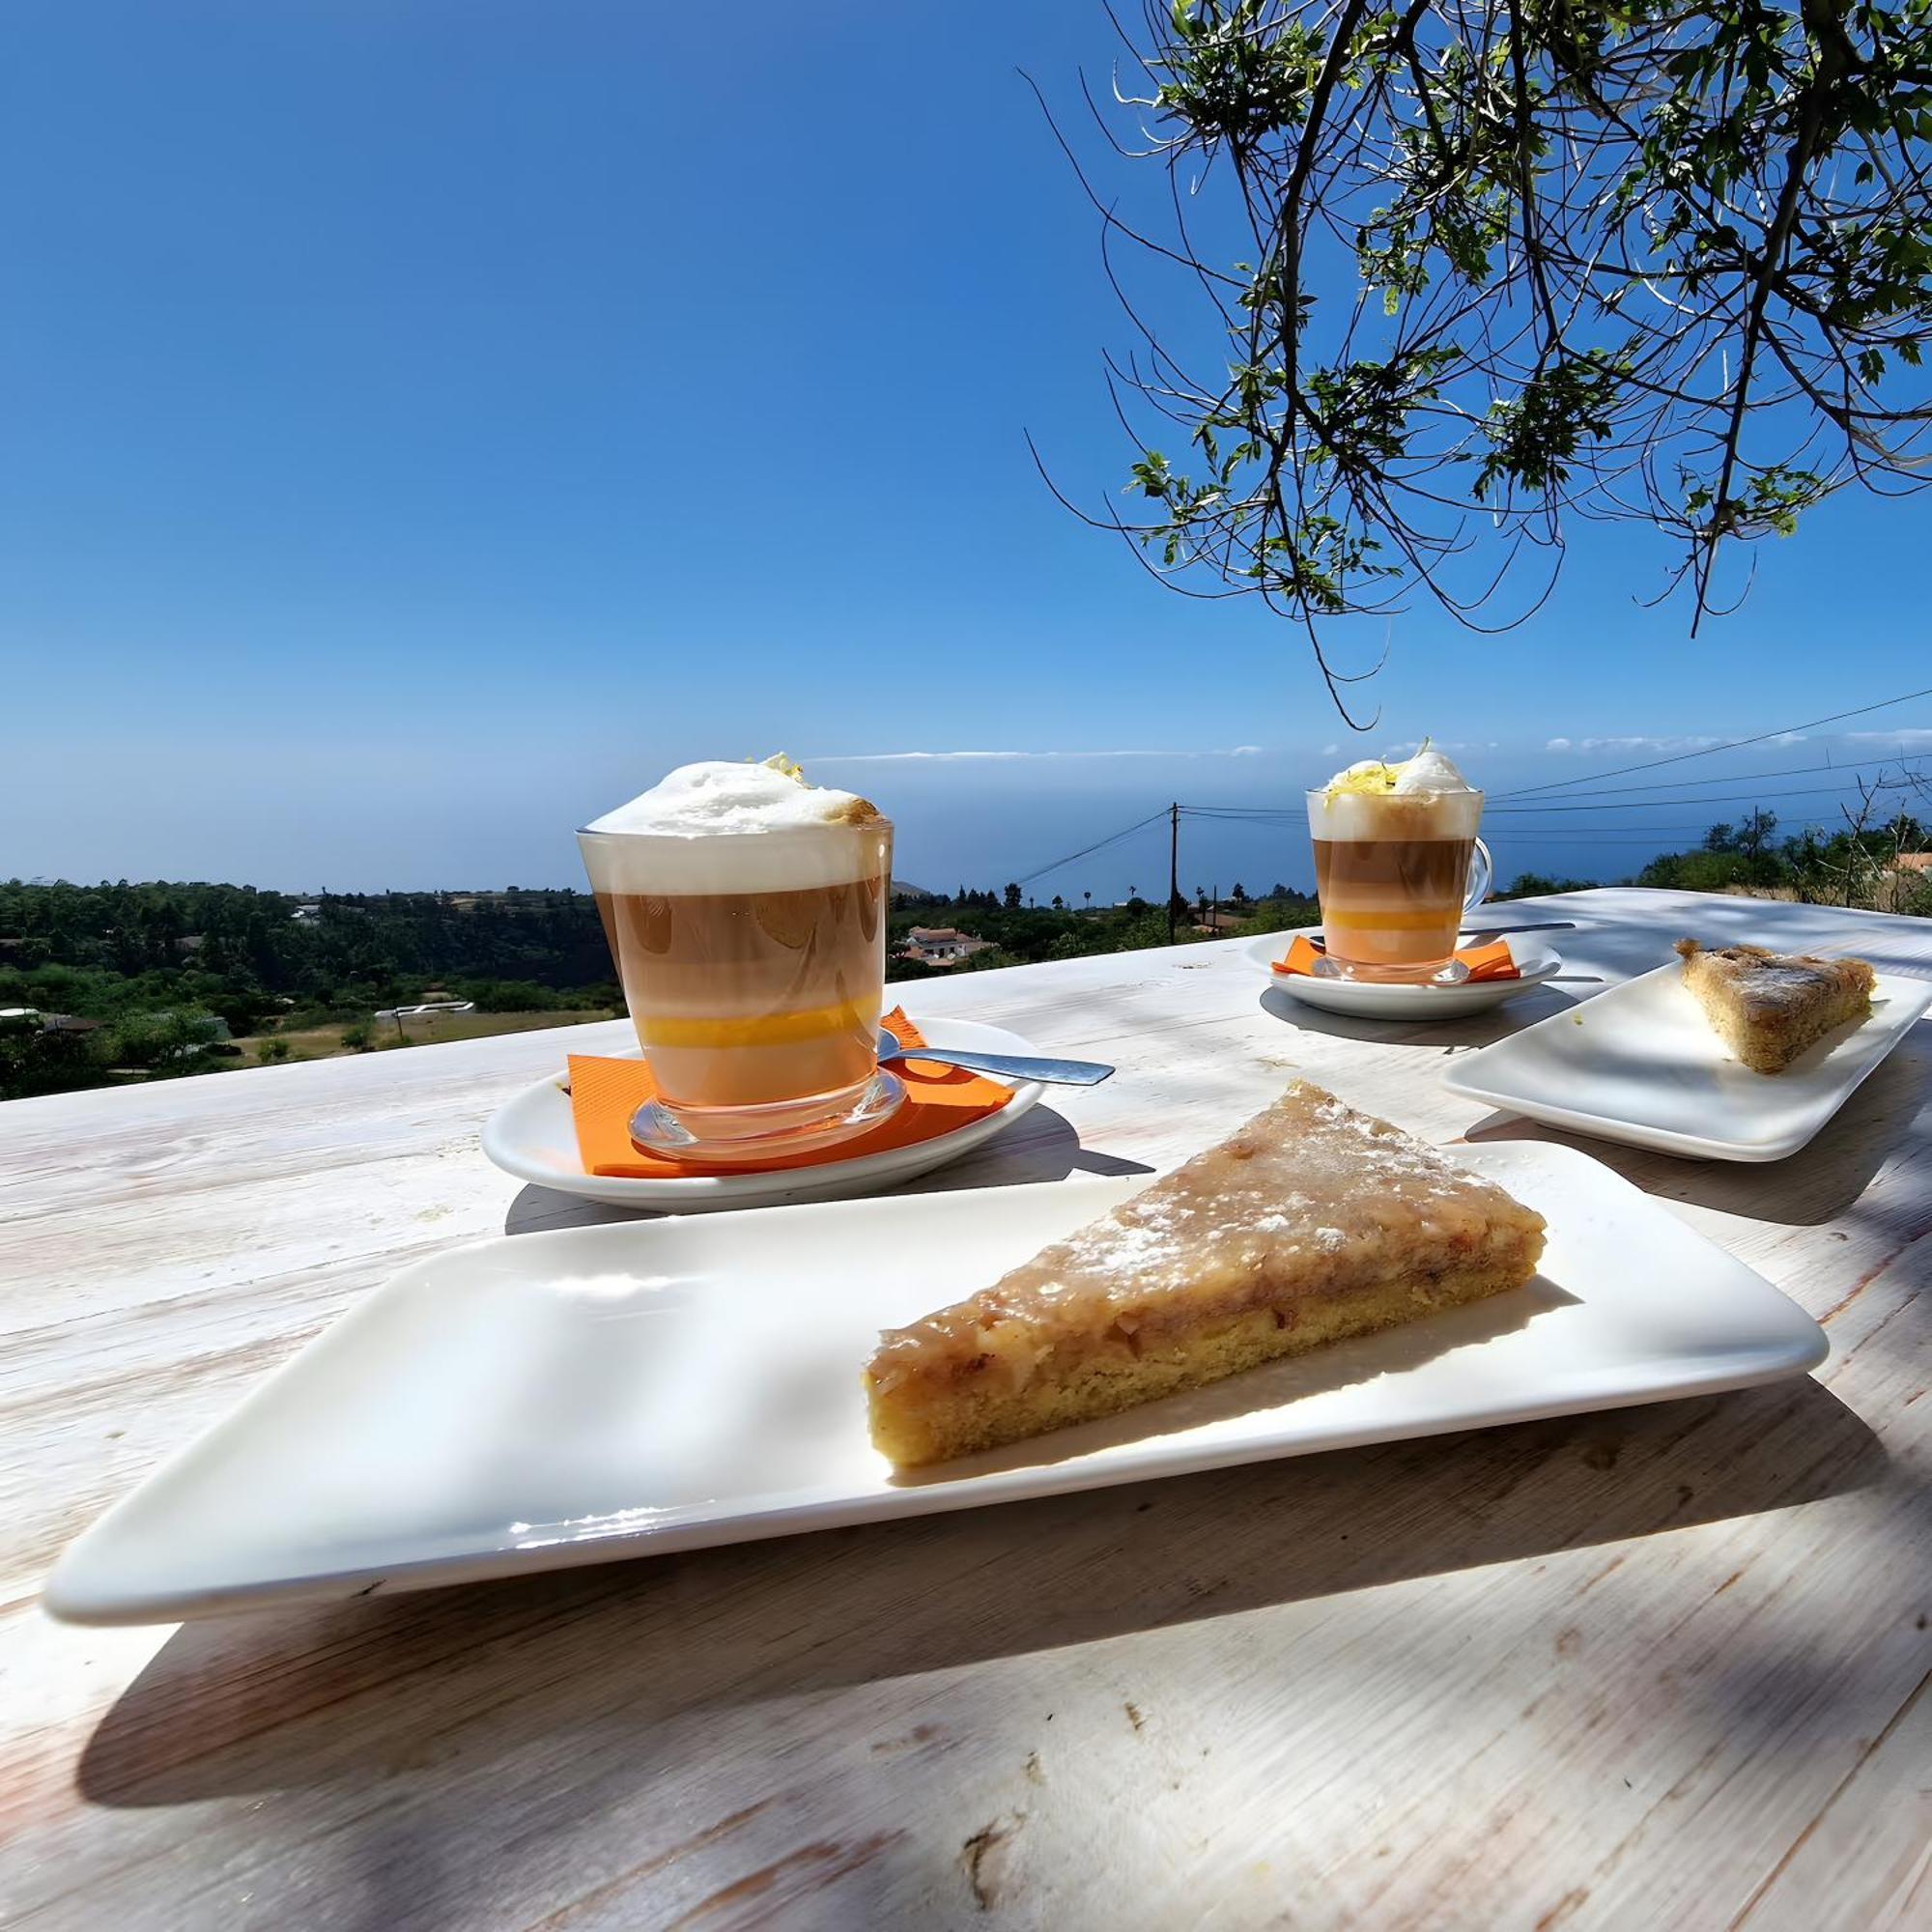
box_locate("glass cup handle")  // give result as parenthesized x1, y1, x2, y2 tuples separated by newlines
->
(1463, 836, 1494, 911)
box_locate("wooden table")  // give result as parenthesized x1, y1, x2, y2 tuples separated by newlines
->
(4, 889, 1927, 1931)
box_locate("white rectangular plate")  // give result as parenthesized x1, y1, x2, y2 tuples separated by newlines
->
(46, 1145, 1826, 1625)
(1442, 963, 1928, 1161)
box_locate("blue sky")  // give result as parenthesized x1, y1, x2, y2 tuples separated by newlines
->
(4, 1, 1927, 895)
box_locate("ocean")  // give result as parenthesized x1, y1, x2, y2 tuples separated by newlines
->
(850, 738, 1922, 906)
(878, 781, 1672, 906)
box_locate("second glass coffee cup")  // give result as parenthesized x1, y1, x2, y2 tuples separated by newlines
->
(1305, 782, 1492, 981)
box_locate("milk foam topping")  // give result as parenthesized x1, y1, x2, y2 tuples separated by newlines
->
(1308, 745, 1483, 838)
(582, 757, 890, 893)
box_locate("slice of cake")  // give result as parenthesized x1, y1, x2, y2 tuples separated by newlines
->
(865, 1081, 1547, 1466)
(1673, 939, 1875, 1074)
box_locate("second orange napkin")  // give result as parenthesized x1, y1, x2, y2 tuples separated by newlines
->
(1271, 934, 1518, 982)
(566, 1007, 1013, 1179)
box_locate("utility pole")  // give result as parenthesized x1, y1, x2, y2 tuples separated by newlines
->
(1167, 803, 1179, 945)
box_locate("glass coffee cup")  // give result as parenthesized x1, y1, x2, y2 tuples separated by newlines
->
(1305, 783, 1493, 981)
(579, 761, 903, 1160)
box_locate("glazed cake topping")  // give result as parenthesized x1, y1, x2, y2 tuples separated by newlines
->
(869, 1085, 1534, 1388)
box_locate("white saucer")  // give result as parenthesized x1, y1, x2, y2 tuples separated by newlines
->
(1249, 932, 1564, 1019)
(481, 1015, 1048, 1210)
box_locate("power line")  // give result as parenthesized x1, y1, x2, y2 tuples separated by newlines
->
(1488, 774, 1926, 815)
(1492, 685, 1932, 800)
(1005, 774, 1923, 895)
(1005, 804, 1167, 885)
(1179, 809, 1301, 821)
(1180, 808, 1719, 838)
(1180, 769, 1926, 819)
(1491, 829, 1780, 842)
(1459, 754, 1880, 804)
(1182, 819, 1854, 842)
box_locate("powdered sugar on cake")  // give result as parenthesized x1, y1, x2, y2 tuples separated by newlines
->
(869, 1080, 1544, 1380)
(1064, 1210, 1181, 1274)
(1714, 955, 1845, 1013)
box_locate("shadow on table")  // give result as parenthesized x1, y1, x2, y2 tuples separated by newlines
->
(1258, 980, 1586, 1052)
(1459, 1025, 1927, 1228)
(502, 1105, 1153, 1235)
(79, 1372, 1884, 1817)
(1561, 898, 1932, 986)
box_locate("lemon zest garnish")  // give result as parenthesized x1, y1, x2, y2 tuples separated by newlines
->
(754, 753, 808, 784)
(1322, 735, 1434, 800)
(1326, 763, 1401, 798)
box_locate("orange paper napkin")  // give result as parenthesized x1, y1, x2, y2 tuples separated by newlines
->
(1271, 934, 1519, 981)
(566, 1007, 1013, 1179)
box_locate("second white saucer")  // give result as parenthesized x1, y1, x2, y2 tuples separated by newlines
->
(1250, 932, 1564, 1020)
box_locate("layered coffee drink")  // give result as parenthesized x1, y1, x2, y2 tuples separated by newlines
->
(580, 756, 900, 1155)
(1307, 748, 1490, 978)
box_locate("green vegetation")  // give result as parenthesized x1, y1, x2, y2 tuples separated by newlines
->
(1046, 0, 1932, 711)
(1635, 810, 1932, 911)
(0, 880, 618, 1100)
(885, 884, 1321, 979)
(1494, 873, 1595, 901)
(5, 812, 1921, 1102)
(0, 876, 1325, 1098)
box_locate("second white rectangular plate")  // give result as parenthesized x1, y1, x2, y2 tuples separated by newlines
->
(46, 1144, 1826, 1625)
(1443, 963, 1928, 1161)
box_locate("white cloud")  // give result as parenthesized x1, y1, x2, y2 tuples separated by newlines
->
(1543, 728, 1810, 755)
(813, 746, 1273, 764)
(1843, 727, 1932, 749)
(1384, 739, 1492, 757)
(1321, 744, 1341, 757)
(1547, 734, 1723, 754)
(812, 750, 1036, 763)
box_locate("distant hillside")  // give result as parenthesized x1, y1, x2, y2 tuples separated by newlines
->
(9, 813, 1919, 1105)
(0, 875, 1311, 1098)
(0, 879, 616, 1081)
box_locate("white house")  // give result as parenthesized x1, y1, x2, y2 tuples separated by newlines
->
(897, 926, 993, 967)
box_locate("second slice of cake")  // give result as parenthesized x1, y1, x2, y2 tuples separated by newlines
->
(1673, 939, 1874, 1073)
(866, 1080, 1546, 1466)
